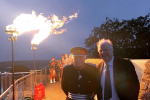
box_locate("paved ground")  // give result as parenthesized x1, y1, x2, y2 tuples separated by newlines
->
(44, 81, 66, 100)
(43, 81, 97, 100)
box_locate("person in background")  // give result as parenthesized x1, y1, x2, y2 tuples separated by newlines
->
(96, 39, 140, 100)
(60, 57, 65, 80)
(68, 54, 74, 64)
(61, 47, 99, 100)
(55, 60, 60, 82)
(49, 57, 57, 84)
(64, 54, 70, 65)
(62, 54, 65, 59)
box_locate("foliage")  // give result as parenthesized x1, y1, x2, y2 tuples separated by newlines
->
(84, 14, 150, 59)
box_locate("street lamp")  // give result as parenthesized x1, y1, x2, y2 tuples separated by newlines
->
(31, 43, 37, 87)
(5, 25, 19, 100)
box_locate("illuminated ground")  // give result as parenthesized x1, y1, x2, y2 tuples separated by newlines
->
(44, 81, 66, 100)
(44, 81, 98, 100)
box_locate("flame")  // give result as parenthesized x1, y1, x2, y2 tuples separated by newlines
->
(69, 12, 78, 20)
(7, 10, 78, 45)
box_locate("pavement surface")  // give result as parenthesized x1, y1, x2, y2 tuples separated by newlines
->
(44, 81, 66, 100)
(43, 80, 97, 100)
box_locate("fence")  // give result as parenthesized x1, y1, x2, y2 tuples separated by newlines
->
(0, 72, 30, 95)
(0, 65, 49, 100)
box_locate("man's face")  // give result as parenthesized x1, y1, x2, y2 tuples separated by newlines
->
(62, 58, 65, 62)
(52, 58, 55, 61)
(98, 43, 113, 63)
(65, 54, 68, 58)
(73, 56, 85, 67)
(62, 55, 65, 58)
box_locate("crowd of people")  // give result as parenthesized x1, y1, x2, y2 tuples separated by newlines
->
(48, 38, 140, 100)
(49, 53, 74, 83)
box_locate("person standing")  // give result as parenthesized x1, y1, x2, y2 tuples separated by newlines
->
(49, 57, 57, 83)
(61, 47, 99, 100)
(96, 39, 140, 100)
(68, 54, 74, 64)
(64, 54, 70, 65)
(62, 54, 65, 59)
(60, 57, 65, 80)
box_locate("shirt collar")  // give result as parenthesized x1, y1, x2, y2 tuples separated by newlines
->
(104, 56, 114, 67)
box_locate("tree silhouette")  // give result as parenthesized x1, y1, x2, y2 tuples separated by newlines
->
(85, 13, 150, 59)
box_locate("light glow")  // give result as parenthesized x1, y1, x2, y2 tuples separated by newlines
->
(6, 11, 78, 45)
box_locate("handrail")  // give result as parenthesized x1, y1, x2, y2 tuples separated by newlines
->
(30, 65, 49, 72)
(0, 72, 34, 99)
(0, 72, 31, 75)
(15, 72, 34, 84)
(0, 85, 13, 99)
(0, 65, 49, 99)
(41, 65, 49, 70)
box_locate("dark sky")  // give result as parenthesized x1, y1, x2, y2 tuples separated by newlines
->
(0, 0, 150, 62)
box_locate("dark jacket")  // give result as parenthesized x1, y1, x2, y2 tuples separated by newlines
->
(96, 57, 140, 100)
(61, 63, 99, 99)
(49, 60, 58, 70)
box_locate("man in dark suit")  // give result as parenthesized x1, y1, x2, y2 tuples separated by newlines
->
(61, 47, 99, 100)
(96, 39, 140, 100)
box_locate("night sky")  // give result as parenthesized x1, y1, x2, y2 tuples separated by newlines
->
(0, 0, 150, 62)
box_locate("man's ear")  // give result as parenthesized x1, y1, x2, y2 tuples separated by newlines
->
(84, 55, 87, 59)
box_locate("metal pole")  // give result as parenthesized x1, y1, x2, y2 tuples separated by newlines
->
(34, 49, 37, 87)
(0, 75, 3, 95)
(0, 75, 2, 95)
(11, 36, 15, 100)
(34, 49, 35, 71)
(31, 45, 37, 87)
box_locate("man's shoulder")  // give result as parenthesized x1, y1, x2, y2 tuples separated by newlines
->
(85, 63, 99, 71)
(114, 57, 134, 68)
(114, 57, 131, 63)
(86, 62, 96, 67)
(63, 63, 73, 69)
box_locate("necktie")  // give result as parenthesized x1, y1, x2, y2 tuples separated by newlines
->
(104, 64, 112, 100)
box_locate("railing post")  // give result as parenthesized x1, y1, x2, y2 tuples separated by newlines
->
(0, 75, 1, 95)
(47, 67, 48, 82)
(9, 74, 12, 94)
(31, 73, 34, 98)
(40, 70, 42, 83)
(14, 79, 16, 100)
(22, 78, 24, 99)
(45, 67, 48, 83)
(46, 67, 49, 82)
(44, 68, 46, 85)
(9, 74, 11, 86)
(5, 74, 7, 92)
(19, 80, 22, 100)
(1, 75, 3, 94)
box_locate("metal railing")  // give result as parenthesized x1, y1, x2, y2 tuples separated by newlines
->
(0, 72, 35, 100)
(0, 65, 49, 100)
(36, 66, 49, 85)
(0, 72, 30, 95)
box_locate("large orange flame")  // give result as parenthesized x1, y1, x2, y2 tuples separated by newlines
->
(7, 11, 78, 45)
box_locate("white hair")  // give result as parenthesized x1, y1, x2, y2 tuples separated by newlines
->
(97, 39, 113, 52)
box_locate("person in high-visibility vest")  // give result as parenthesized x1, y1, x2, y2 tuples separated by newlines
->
(49, 57, 57, 83)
